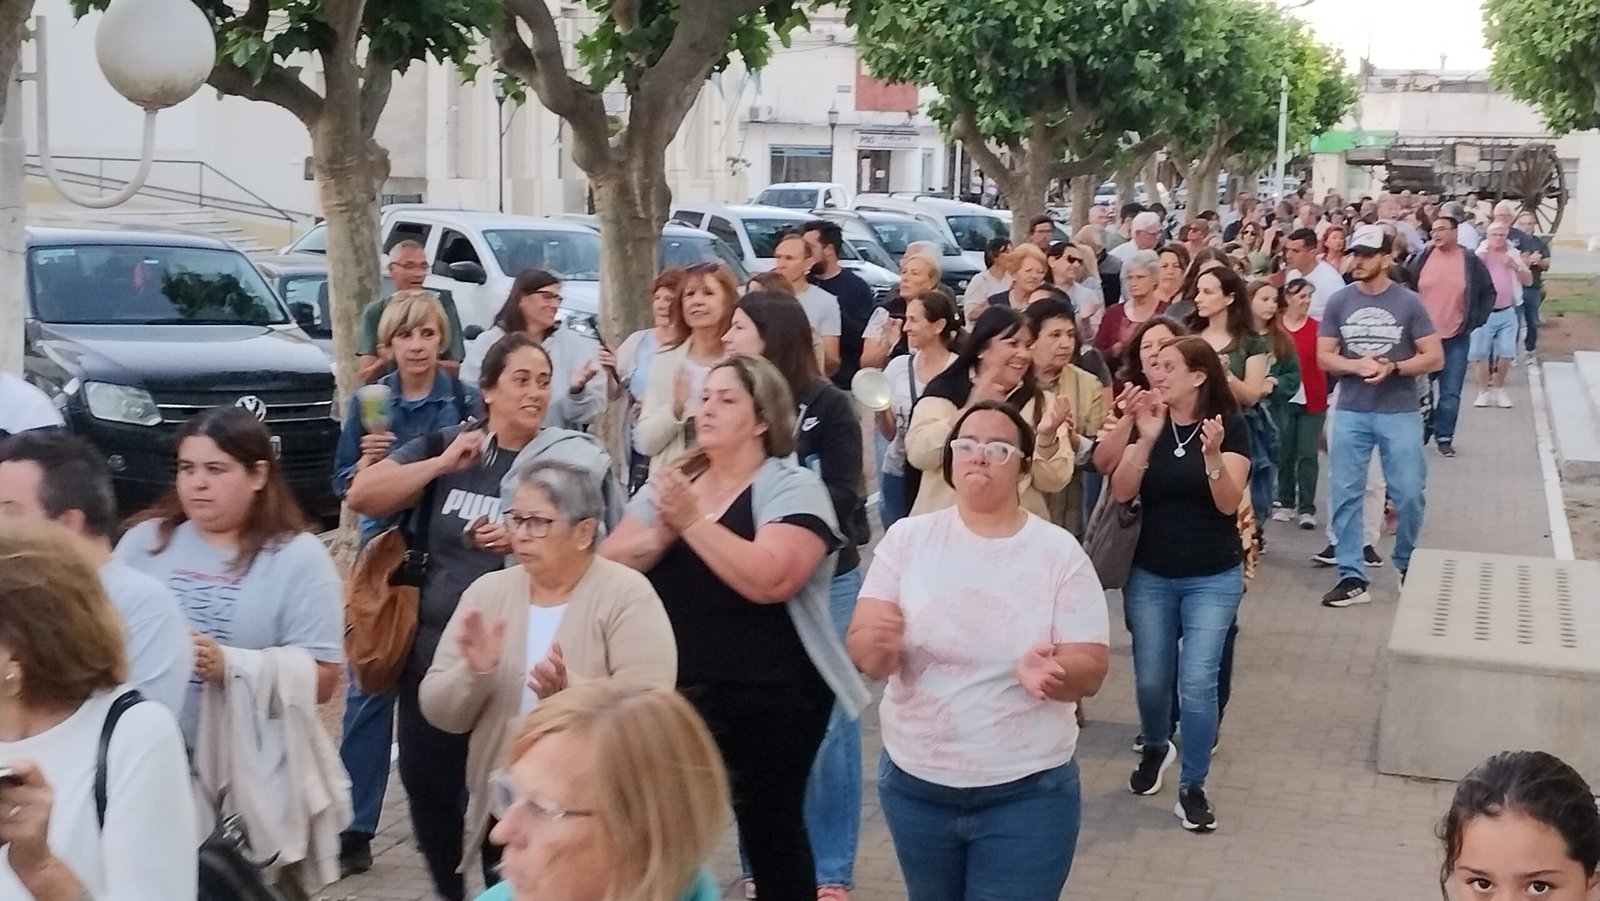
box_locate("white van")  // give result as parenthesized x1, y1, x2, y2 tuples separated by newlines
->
(852, 194, 1011, 267)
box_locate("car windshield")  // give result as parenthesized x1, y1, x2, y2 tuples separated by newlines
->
(483, 229, 602, 280)
(29, 244, 290, 325)
(945, 215, 1010, 252)
(849, 239, 897, 271)
(278, 273, 331, 338)
(660, 234, 751, 283)
(754, 189, 819, 209)
(742, 218, 807, 259)
(289, 225, 327, 254)
(867, 218, 960, 256)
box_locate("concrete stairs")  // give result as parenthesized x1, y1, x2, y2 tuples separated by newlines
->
(27, 203, 276, 252)
(1543, 350, 1600, 484)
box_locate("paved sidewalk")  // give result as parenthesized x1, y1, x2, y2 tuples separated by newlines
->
(323, 367, 1553, 901)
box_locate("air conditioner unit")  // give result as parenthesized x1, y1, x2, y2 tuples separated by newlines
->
(748, 103, 776, 122)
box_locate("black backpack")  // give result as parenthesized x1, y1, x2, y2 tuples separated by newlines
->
(96, 690, 286, 901)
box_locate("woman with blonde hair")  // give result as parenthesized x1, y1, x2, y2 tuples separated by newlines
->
(990, 243, 1049, 312)
(635, 263, 738, 472)
(473, 681, 730, 901)
(0, 524, 196, 900)
(602, 354, 866, 901)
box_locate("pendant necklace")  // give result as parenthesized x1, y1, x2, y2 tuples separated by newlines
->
(1171, 419, 1201, 458)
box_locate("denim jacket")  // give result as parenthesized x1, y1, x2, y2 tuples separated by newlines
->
(332, 370, 481, 546)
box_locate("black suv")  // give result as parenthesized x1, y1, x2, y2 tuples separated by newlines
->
(22, 227, 340, 520)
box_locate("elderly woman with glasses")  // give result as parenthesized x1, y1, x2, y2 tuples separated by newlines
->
(421, 459, 678, 891)
(849, 399, 1109, 901)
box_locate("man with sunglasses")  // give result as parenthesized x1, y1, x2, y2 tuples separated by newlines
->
(357, 240, 468, 383)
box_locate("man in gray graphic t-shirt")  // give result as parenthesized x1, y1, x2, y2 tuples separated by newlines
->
(1315, 225, 1443, 609)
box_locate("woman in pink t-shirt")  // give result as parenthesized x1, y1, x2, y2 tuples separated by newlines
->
(848, 400, 1110, 901)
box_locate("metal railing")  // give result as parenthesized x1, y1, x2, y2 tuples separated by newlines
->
(22, 154, 311, 227)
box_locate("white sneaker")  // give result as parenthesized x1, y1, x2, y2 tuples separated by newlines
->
(1270, 505, 1292, 522)
(1494, 387, 1513, 408)
(1473, 391, 1492, 408)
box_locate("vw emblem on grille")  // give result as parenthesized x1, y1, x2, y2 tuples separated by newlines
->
(235, 395, 268, 421)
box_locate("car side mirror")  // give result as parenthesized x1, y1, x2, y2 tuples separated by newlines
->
(289, 302, 318, 329)
(447, 261, 488, 285)
(463, 325, 483, 341)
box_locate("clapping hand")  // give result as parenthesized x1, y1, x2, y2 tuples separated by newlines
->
(1016, 642, 1068, 701)
(437, 425, 484, 473)
(458, 608, 507, 676)
(652, 467, 702, 534)
(1038, 394, 1074, 440)
(1133, 392, 1168, 442)
(672, 367, 692, 419)
(1199, 416, 1225, 458)
(570, 359, 602, 393)
(0, 762, 56, 879)
(527, 643, 568, 699)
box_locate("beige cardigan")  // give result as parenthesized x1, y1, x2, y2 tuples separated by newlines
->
(904, 393, 1075, 518)
(419, 556, 678, 871)
(633, 341, 696, 473)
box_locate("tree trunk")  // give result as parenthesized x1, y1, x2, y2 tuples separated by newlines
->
(1070, 176, 1092, 231)
(1192, 158, 1223, 217)
(1004, 146, 1051, 244)
(311, 123, 388, 409)
(0, 1, 30, 117)
(591, 154, 667, 345)
(1143, 154, 1163, 206)
(1114, 164, 1137, 209)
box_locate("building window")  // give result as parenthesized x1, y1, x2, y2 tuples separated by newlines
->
(770, 146, 833, 184)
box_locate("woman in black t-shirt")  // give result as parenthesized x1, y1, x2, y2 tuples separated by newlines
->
(722, 291, 866, 896)
(1107, 335, 1250, 835)
(601, 354, 863, 901)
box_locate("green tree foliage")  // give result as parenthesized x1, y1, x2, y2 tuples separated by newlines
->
(1484, 0, 1600, 133)
(850, 0, 1217, 233)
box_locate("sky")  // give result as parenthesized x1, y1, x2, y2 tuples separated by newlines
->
(1292, 0, 1492, 73)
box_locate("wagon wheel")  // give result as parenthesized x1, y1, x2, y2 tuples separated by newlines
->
(1499, 142, 1567, 233)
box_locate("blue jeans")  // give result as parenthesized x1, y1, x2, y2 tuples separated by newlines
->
(880, 470, 909, 529)
(878, 755, 1081, 901)
(339, 676, 395, 838)
(1249, 455, 1276, 522)
(1080, 470, 1105, 525)
(1522, 285, 1542, 351)
(804, 566, 864, 888)
(1124, 565, 1244, 790)
(1330, 410, 1427, 581)
(1429, 333, 1471, 445)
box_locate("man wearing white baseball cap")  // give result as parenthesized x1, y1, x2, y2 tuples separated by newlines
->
(1315, 224, 1444, 608)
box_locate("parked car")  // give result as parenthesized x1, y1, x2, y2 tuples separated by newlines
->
(251, 252, 336, 357)
(754, 182, 850, 210)
(852, 194, 1011, 267)
(667, 202, 898, 298)
(24, 227, 340, 520)
(282, 207, 602, 338)
(814, 208, 979, 296)
(557, 216, 752, 283)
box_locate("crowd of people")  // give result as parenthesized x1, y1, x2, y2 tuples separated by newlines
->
(0, 189, 1570, 901)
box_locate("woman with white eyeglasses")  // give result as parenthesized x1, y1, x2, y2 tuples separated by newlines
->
(848, 399, 1110, 901)
(422, 459, 678, 893)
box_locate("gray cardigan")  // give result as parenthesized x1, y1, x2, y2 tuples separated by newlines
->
(627, 456, 870, 718)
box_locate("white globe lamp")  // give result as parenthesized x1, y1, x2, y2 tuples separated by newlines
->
(95, 0, 217, 111)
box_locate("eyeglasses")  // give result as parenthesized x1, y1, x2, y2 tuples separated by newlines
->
(531, 288, 563, 304)
(505, 511, 559, 537)
(392, 261, 428, 272)
(950, 438, 1023, 465)
(489, 771, 595, 826)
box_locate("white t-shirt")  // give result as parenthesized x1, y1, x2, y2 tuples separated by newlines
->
(519, 603, 568, 714)
(860, 507, 1110, 788)
(0, 690, 198, 899)
(0, 373, 63, 435)
(881, 350, 956, 476)
(1289, 260, 1347, 321)
(796, 284, 842, 337)
(99, 561, 193, 717)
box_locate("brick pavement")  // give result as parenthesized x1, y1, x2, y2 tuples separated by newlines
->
(323, 365, 1553, 901)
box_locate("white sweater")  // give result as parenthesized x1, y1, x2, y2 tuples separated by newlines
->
(195, 648, 350, 895)
(0, 689, 197, 900)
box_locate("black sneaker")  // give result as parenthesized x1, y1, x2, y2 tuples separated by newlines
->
(1311, 545, 1337, 566)
(339, 833, 373, 878)
(1363, 545, 1385, 567)
(1438, 441, 1456, 458)
(1322, 577, 1371, 608)
(1175, 786, 1217, 832)
(1129, 742, 1177, 795)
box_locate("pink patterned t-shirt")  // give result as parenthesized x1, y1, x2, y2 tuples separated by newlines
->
(860, 506, 1110, 788)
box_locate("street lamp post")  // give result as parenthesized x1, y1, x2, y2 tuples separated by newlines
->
(1273, 73, 1289, 203)
(1, 0, 216, 376)
(494, 81, 508, 212)
(827, 102, 839, 184)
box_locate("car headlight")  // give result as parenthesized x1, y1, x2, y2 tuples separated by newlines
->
(83, 382, 161, 426)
